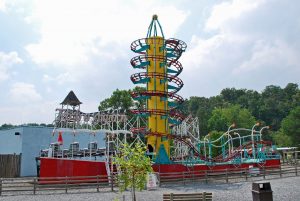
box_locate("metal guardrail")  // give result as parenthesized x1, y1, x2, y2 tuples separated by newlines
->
(0, 164, 299, 196)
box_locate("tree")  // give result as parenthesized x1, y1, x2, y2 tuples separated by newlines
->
(131, 86, 146, 110)
(98, 87, 147, 113)
(208, 109, 228, 132)
(187, 95, 227, 135)
(272, 131, 292, 147)
(98, 98, 111, 111)
(0, 123, 15, 130)
(259, 84, 299, 130)
(221, 88, 247, 104)
(208, 105, 256, 132)
(109, 89, 133, 111)
(206, 130, 224, 158)
(281, 106, 300, 146)
(113, 142, 153, 201)
(98, 89, 133, 113)
(188, 97, 211, 135)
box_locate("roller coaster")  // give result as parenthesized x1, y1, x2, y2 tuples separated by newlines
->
(130, 14, 187, 162)
(38, 16, 280, 180)
(128, 15, 279, 169)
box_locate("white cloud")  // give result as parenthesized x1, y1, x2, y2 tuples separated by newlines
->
(0, 100, 57, 124)
(0, 0, 7, 12)
(0, 51, 23, 81)
(25, 0, 188, 66)
(234, 40, 300, 74)
(42, 74, 53, 82)
(205, 0, 264, 31)
(179, 0, 300, 97)
(182, 34, 226, 71)
(1, 0, 299, 125)
(9, 82, 42, 103)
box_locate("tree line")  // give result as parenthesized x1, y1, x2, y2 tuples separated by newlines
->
(0, 123, 54, 130)
(1, 83, 298, 147)
(98, 83, 300, 147)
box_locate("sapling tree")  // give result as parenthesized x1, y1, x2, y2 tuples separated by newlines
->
(113, 142, 153, 201)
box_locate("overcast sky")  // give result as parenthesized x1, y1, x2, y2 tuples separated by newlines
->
(0, 0, 299, 125)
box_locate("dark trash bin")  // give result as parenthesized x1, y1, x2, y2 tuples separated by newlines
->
(252, 182, 273, 201)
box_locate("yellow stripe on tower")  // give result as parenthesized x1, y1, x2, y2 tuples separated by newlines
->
(146, 37, 170, 156)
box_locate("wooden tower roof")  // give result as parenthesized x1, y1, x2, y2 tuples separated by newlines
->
(60, 90, 82, 106)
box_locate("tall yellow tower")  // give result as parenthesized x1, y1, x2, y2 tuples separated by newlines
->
(146, 35, 169, 155)
(130, 15, 186, 163)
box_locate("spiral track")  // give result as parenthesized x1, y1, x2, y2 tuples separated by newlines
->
(130, 36, 186, 127)
(130, 15, 187, 158)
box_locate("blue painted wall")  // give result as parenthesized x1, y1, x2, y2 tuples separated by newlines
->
(0, 127, 23, 154)
(21, 127, 53, 176)
(0, 126, 106, 176)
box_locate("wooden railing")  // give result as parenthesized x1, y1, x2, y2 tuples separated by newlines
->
(0, 164, 298, 196)
(0, 174, 116, 196)
(157, 164, 298, 186)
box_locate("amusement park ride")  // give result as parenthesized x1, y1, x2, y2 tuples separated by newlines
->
(37, 15, 280, 179)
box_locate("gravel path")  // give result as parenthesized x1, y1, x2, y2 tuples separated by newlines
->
(1, 176, 299, 201)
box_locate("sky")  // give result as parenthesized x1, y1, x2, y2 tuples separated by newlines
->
(0, 0, 299, 125)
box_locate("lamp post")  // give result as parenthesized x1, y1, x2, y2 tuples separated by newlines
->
(204, 133, 210, 159)
(259, 126, 269, 141)
(224, 133, 234, 155)
(234, 132, 242, 160)
(251, 122, 260, 159)
(226, 123, 235, 155)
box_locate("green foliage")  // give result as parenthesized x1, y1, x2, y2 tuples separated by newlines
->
(98, 87, 146, 113)
(281, 106, 300, 146)
(272, 130, 293, 147)
(98, 83, 298, 145)
(206, 130, 224, 157)
(98, 88, 133, 112)
(0, 123, 15, 130)
(208, 109, 228, 132)
(259, 84, 299, 130)
(0, 123, 54, 130)
(113, 142, 153, 201)
(208, 105, 256, 132)
(100, 88, 133, 112)
(132, 86, 146, 110)
(98, 98, 111, 111)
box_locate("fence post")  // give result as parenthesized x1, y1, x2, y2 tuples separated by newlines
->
(226, 169, 228, 183)
(158, 173, 161, 187)
(110, 174, 114, 192)
(170, 193, 174, 201)
(33, 178, 37, 195)
(245, 168, 248, 181)
(295, 165, 298, 176)
(263, 167, 266, 179)
(203, 192, 206, 201)
(205, 170, 208, 184)
(97, 175, 99, 192)
(65, 176, 68, 194)
(0, 178, 2, 196)
(192, 170, 195, 183)
(240, 167, 243, 178)
(280, 165, 282, 178)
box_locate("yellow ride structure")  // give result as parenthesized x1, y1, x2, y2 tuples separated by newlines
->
(130, 15, 186, 162)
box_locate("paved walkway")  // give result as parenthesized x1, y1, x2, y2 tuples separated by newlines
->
(0, 176, 299, 201)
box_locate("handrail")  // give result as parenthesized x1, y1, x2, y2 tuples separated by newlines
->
(0, 164, 298, 196)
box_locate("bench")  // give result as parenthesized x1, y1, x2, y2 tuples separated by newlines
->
(163, 192, 212, 201)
